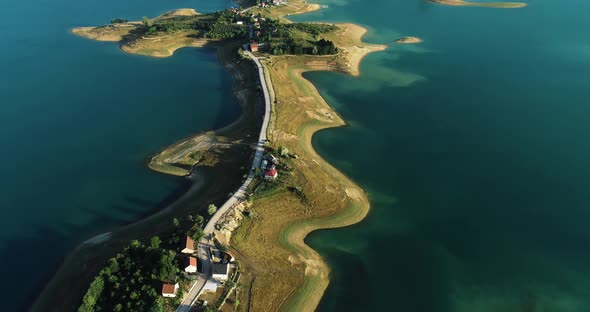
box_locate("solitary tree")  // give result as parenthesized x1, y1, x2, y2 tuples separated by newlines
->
(208, 204, 218, 216)
(173, 218, 180, 227)
(130, 240, 141, 248)
(278, 146, 289, 157)
(141, 16, 151, 27)
(195, 215, 205, 226)
(192, 228, 204, 243)
(150, 236, 161, 249)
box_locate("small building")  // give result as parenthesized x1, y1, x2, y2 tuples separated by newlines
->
(212, 263, 230, 281)
(249, 43, 259, 52)
(236, 21, 243, 25)
(203, 279, 221, 292)
(185, 257, 197, 273)
(161, 283, 179, 298)
(181, 236, 195, 254)
(265, 169, 278, 181)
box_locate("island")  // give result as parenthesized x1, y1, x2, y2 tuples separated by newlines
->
(34, 1, 382, 312)
(427, 0, 528, 8)
(394, 36, 423, 44)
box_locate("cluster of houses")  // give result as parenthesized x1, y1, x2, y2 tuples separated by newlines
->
(259, 0, 283, 8)
(161, 236, 234, 298)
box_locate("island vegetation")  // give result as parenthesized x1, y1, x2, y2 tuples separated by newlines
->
(46, 1, 385, 312)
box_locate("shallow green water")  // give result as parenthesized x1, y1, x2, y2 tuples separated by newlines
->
(0, 0, 235, 310)
(291, 0, 590, 311)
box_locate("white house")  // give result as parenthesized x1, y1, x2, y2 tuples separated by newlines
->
(161, 283, 179, 298)
(265, 169, 278, 181)
(185, 257, 197, 273)
(212, 263, 229, 281)
(181, 236, 195, 254)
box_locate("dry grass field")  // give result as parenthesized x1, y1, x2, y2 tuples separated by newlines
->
(230, 3, 386, 311)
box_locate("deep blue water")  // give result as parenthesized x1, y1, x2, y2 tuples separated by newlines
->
(0, 0, 236, 310)
(292, 0, 590, 311)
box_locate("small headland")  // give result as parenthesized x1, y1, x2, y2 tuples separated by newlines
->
(427, 0, 527, 8)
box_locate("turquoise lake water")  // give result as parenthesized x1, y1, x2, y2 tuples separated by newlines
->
(0, 0, 236, 310)
(2, 0, 590, 310)
(291, 0, 590, 311)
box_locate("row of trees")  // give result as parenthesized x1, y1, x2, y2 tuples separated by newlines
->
(111, 18, 128, 24)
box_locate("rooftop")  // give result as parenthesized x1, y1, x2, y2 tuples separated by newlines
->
(212, 263, 229, 275)
(162, 283, 177, 294)
(184, 236, 194, 250)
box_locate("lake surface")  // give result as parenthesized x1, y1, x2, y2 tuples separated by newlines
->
(3, 0, 590, 310)
(0, 0, 236, 310)
(291, 0, 590, 311)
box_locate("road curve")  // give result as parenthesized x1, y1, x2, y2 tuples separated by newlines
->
(176, 50, 271, 312)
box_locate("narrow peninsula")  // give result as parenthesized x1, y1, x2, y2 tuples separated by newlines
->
(37, 1, 384, 312)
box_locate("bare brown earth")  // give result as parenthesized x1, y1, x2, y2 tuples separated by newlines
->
(428, 0, 527, 8)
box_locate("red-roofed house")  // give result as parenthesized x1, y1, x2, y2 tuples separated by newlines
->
(181, 236, 195, 254)
(161, 283, 179, 298)
(265, 169, 278, 181)
(185, 256, 197, 273)
(249, 43, 259, 52)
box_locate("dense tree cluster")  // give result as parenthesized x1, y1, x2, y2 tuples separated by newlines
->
(77, 239, 181, 312)
(205, 10, 248, 39)
(269, 38, 337, 56)
(256, 20, 339, 55)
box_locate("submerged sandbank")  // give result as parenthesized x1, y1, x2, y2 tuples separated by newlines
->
(428, 0, 527, 8)
(394, 36, 423, 44)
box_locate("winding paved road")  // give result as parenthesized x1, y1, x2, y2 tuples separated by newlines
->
(176, 50, 271, 312)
